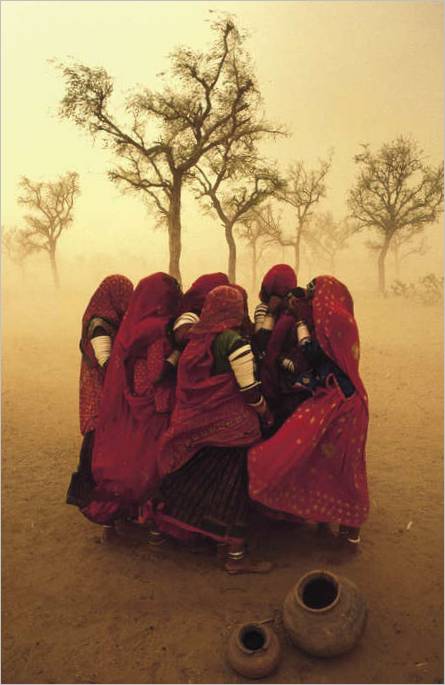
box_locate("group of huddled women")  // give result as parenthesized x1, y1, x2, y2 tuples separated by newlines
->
(67, 265, 369, 575)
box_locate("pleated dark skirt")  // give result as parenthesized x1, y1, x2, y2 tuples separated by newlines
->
(153, 446, 249, 543)
(66, 431, 96, 508)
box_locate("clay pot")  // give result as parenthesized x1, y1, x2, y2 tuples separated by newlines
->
(283, 569, 367, 657)
(226, 622, 281, 679)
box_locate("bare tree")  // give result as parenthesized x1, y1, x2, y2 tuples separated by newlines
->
(193, 150, 284, 281)
(304, 212, 356, 273)
(276, 157, 331, 274)
(17, 172, 80, 287)
(348, 136, 443, 294)
(2, 226, 39, 280)
(236, 206, 276, 292)
(56, 18, 281, 283)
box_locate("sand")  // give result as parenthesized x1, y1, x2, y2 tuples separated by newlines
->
(2, 285, 443, 684)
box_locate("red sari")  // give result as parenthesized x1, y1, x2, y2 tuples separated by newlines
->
(248, 276, 369, 527)
(257, 265, 299, 405)
(157, 285, 261, 478)
(81, 273, 180, 525)
(79, 275, 133, 435)
(178, 272, 229, 314)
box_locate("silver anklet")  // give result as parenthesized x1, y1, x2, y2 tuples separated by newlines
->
(227, 550, 246, 560)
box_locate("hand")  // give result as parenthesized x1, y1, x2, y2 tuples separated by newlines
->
(286, 293, 304, 319)
(261, 406, 274, 428)
(155, 361, 177, 384)
(268, 295, 282, 315)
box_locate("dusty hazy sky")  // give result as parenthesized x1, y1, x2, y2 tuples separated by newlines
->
(1, 0, 443, 284)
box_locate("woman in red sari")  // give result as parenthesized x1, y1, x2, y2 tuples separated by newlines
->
(145, 285, 273, 573)
(248, 276, 369, 548)
(160, 273, 230, 378)
(66, 274, 134, 508)
(80, 273, 181, 537)
(253, 264, 314, 427)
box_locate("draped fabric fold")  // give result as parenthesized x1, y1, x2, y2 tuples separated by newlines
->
(178, 272, 229, 315)
(157, 286, 261, 478)
(79, 274, 134, 435)
(248, 276, 369, 527)
(81, 273, 181, 524)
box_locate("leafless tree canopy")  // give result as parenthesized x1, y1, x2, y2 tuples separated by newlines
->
(17, 172, 80, 287)
(274, 157, 332, 274)
(304, 212, 356, 272)
(348, 136, 444, 293)
(56, 17, 284, 283)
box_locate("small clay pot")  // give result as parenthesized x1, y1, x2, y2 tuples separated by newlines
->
(226, 622, 281, 679)
(283, 569, 367, 657)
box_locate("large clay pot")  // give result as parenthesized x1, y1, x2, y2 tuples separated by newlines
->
(283, 569, 367, 657)
(226, 622, 281, 679)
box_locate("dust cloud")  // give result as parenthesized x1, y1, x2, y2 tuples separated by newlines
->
(2, 1, 444, 683)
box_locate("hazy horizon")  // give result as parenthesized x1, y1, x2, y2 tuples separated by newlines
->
(1, 0, 443, 293)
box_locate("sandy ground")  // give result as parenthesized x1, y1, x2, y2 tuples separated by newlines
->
(2, 287, 443, 685)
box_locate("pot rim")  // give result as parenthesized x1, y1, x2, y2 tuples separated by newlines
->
(295, 569, 341, 613)
(235, 622, 271, 654)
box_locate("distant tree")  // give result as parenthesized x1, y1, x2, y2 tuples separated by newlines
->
(193, 151, 284, 281)
(2, 225, 38, 279)
(390, 229, 429, 279)
(275, 157, 331, 274)
(17, 172, 80, 287)
(304, 212, 356, 273)
(348, 136, 443, 294)
(56, 18, 281, 284)
(236, 205, 277, 292)
(366, 228, 429, 280)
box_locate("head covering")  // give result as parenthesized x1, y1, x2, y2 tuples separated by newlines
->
(117, 273, 180, 356)
(191, 285, 244, 336)
(179, 272, 230, 315)
(232, 283, 254, 338)
(312, 275, 366, 406)
(98, 273, 180, 423)
(157, 285, 261, 477)
(80, 274, 134, 367)
(83, 273, 182, 522)
(260, 265, 297, 301)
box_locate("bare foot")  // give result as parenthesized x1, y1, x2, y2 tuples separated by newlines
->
(225, 558, 273, 575)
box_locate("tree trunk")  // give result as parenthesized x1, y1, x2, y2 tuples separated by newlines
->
(168, 177, 182, 284)
(294, 224, 302, 275)
(393, 245, 400, 279)
(378, 238, 391, 295)
(49, 246, 60, 288)
(251, 241, 257, 294)
(225, 223, 237, 282)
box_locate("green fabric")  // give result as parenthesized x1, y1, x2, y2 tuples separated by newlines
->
(212, 329, 243, 374)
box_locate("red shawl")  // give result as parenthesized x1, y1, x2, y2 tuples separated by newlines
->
(258, 265, 299, 405)
(178, 272, 229, 314)
(157, 285, 261, 478)
(248, 275, 369, 527)
(79, 274, 133, 435)
(82, 273, 180, 524)
(260, 264, 297, 300)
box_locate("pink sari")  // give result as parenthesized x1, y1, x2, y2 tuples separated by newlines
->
(248, 276, 369, 527)
(81, 273, 180, 525)
(79, 275, 133, 435)
(157, 286, 261, 478)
